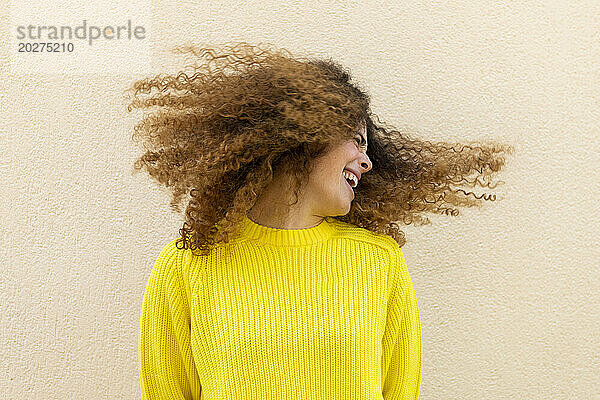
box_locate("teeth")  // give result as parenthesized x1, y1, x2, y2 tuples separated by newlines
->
(343, 170, 358, 188)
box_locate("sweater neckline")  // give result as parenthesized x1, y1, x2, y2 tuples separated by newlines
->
(239, 213, 335, 246)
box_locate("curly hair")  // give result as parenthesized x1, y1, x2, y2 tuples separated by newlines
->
(125, 41, 514, 256)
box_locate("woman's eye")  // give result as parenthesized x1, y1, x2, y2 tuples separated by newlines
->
(354, 138, 361, 146)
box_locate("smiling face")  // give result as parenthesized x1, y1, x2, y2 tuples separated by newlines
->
(303, 121, 372, 216)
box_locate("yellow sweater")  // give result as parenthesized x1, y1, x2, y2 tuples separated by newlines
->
(139, 214, 422, 399)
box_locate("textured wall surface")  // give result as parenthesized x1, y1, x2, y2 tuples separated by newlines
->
(1, 0, 598, 399)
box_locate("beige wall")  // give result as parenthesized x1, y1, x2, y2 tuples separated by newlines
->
(2, 0, 598, 398)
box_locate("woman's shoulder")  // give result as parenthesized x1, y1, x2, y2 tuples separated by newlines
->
(151, 236, 199, 278)
(327, 217, 401, 254)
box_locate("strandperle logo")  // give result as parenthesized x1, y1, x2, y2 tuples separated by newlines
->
(15, 19, 146, 46)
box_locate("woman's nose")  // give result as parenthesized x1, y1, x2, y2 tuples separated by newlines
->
(359, 155, 372, 172)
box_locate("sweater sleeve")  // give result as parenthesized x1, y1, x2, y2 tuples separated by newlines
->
(139, 238, 202, 400)
(381, 242, 423, 399)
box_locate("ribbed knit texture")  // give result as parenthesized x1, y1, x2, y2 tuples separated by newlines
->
(139, 214, 422, 399)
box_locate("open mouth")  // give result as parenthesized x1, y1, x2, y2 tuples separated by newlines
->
(342, 169, 358, 188)
(346, 180, 354, 198)
(342, 174, 355, 198)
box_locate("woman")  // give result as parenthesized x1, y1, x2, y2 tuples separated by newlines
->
(127, 42, 513, 399)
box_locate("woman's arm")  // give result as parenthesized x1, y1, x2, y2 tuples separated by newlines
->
(381, 243, 423, 399)
(139, 238, 202, 399)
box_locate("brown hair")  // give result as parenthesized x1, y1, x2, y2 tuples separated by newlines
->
(125, 42, 514, 256)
